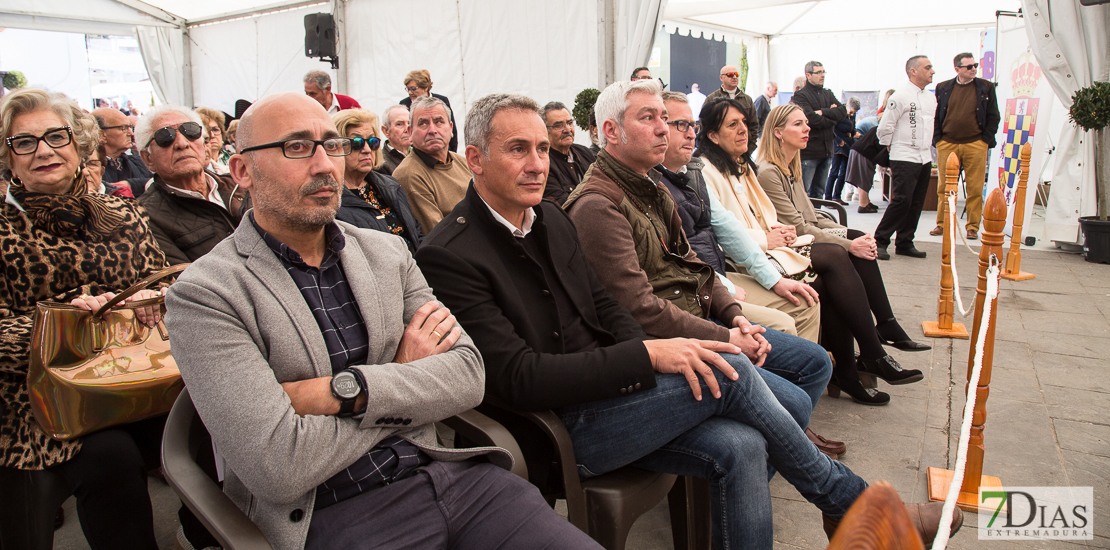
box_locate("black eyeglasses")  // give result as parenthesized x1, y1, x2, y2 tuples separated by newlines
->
(666, 120, 699, 133)
(6, 127, 73, 155)
(808, 70, 826, 75)
(100, 124, 135, 132)
(351, 136, 381, 151)
(959, 63, 979, 70)
(149, 122, 204, 148)
(240, 137, 353, 159)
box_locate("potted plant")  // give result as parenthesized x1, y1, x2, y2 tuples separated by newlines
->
(1070, 80, 1110, 263)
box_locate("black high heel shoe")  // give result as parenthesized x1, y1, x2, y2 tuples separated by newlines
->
(858, 355, 923, 385)
(876, 319, 932, 351)
(827, 373, 890, 405)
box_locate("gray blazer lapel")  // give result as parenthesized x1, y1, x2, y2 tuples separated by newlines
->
(335, 226, 388, 364)
(233, 217, 333, 378)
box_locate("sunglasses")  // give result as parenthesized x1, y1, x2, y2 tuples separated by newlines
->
(959, 63, 980, 70)
(149, 122, 204, 148)
(351, 136, 381, 151)
(721, 72, 739, 78)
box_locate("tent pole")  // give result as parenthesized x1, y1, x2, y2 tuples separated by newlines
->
(334, 0, 348, 93)
(183, 27, 194, 107)
(598, 0, 616, 88)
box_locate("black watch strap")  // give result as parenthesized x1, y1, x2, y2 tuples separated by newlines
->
(332, 369, 364, 418)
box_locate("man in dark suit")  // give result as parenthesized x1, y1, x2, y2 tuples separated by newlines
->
(415, 93, 960, 549)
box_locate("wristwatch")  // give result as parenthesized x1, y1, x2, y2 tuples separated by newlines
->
(330, 369, 364, 418)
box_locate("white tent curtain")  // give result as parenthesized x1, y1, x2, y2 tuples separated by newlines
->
(188, 5, 334, 113)
(1021, 0, 1110, 244)
(136, 25, 188, 106)
(345, 0, 599, 149)
(0, 0, 174, 36)
(615, 0, 667, 82)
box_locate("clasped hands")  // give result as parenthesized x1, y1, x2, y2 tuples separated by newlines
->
(70, 289, 166, 327)
(848, 233, 879, 260)
(281, 301, 461, 417)
(643, 317, 770, 402)
(766, 224, 797, 249)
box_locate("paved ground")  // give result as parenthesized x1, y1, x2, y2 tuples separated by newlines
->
(52, 195, 1110, 549)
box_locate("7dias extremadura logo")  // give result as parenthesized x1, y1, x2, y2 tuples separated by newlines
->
(978, 487, 1093, 540)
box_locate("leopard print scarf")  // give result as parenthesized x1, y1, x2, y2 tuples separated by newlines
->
(7, 169, 127, 240)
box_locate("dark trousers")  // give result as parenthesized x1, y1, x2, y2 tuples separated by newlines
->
(824, 154, 849, 201)
(874, 160, 931, 249)
(45, 418, 163, 550)
(305, 460, 600, 550)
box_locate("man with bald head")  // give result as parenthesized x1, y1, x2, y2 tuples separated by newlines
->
(164, 92, 595, 550)
(706, 64, 758, 141)
(93, 107, 152, 196)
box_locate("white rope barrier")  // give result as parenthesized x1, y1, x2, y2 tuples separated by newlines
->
(947, 193, 978, 316)
(931, 255, 1002, 550)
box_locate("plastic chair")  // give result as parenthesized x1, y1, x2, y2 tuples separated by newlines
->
(480, 405, 708, 550)
(0, 465, 71, 550)
(161, 388, 528, 550)
(811, 198, 849, 226)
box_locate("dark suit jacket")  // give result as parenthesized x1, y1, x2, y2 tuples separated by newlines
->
(401, 92, 459, 152)
(414, 184, 656, 413)
(103, 152, 153, 197)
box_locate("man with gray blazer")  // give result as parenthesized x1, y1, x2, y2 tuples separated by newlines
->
(164, 92, 597, 550)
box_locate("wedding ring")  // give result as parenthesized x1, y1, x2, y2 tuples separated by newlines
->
(432, 330, 443, 339)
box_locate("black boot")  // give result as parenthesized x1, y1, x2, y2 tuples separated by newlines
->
(858, 355, 923, 385)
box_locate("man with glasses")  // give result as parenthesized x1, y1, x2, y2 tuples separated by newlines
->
(707, 64, 758, 139)
(393, 96, 473, 230)
(378, 105, 411, 176)
(929, 52, 1000, 240)
(631, 67, 652, 80)
(164, 91, 595, 550)
(540, 101, 596, 205)
(792, 60, 848, 200)
(304, 70, 361, 114)
(92, 107, 152, 197)
(135, 106, 249, 264)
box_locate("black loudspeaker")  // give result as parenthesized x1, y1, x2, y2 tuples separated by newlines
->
(304, 13, 336, 58)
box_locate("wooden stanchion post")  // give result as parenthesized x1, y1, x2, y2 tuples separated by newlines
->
(927, 188, 1007, 512)
(1002, 142, 1037, 281)
(923, 153, 970, 339)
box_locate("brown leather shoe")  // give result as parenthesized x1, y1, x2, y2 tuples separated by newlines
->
(929, 225, 943, 236)
(967, 228, 978, 240)
(806, 428, 846, 458)
(822, 502, 964, 549)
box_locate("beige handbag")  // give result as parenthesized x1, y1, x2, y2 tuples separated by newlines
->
(27, 265, 188, 440)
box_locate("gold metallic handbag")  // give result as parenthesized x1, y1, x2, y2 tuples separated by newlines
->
(27, 264, 189, 440)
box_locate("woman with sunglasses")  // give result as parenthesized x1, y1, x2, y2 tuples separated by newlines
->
(696, 98, 928, 406)
(135, 105, 249, 264)
(333, 109, 423, 253)
(0, 88, 167, 549)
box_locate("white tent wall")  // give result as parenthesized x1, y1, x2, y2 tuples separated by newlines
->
(1022, 0, 1110, 245)
(0, 0, 176, 36)
(0, 29, 94, 108)
(136, 26, 188, 106)
(188, 4, 335, 113)
(768, 28, 987, 97)
(344, 0, 599, 149)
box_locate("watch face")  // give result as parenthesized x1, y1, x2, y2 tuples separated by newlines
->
(332, 371, 361, 399)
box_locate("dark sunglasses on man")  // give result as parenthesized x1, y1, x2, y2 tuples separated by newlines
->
(959, 63, 980, 70)
(148, 122, 204, 148)
(351, 136, 381, 151)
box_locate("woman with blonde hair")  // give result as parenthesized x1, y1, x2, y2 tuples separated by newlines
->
(399, 69, 459, 151)
(697, 98, 927, 406)
(332, 109, 423, 252)
(0, 88, 167, 549)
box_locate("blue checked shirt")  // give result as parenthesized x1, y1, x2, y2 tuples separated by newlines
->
(252, 215, 429, 510)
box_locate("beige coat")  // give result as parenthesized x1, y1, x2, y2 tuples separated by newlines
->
(755, 161, 853, 250)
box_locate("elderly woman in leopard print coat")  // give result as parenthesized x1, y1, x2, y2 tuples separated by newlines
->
(1, 89, 167, 549)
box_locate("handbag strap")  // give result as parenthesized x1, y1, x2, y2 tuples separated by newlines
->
(93, 264, 190, 318)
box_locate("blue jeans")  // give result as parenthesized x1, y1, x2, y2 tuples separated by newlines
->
(558, 332, 859, 550)
(802, 157, 833, 199)
(824, 154, 849, 201)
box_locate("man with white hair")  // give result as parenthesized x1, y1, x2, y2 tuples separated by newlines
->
(135, 105, 249, 263)
(378, 104, 411, 176)
(303, 70, 361, 114)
